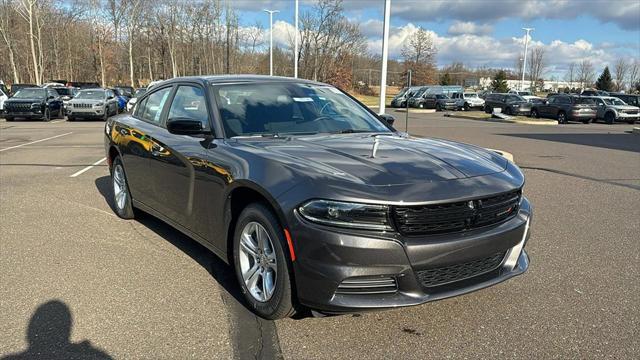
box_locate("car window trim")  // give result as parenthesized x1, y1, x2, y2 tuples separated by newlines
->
(132, 84, 175, 128)
(165, 81, 214, 135)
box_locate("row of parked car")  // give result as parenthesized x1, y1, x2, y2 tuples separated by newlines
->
(389, 84, 639, 124)
(482, 92, 639, 124)
(0, 81, 148, 121)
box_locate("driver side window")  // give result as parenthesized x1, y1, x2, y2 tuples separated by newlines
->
(167, 85, 209, 130)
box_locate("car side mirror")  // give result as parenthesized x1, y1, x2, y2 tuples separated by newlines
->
(167, 118, 206, 135)
(107, 96, 115, 100)
(47, 96, 55, 100)
(379, 114, 395, 127)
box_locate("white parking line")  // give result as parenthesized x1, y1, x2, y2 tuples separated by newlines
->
(70, 157, 107, 178)
(0, 132, 73, 152)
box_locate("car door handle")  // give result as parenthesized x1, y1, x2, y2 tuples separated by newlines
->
(151, 143, 165, 157)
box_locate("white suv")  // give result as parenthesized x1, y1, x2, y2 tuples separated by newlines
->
(452, 92, 485, 111)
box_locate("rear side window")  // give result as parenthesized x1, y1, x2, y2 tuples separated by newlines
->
(139, 87, 171, 124)
(168, 85, 210, 130)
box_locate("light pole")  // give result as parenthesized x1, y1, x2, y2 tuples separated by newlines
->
(264, 9, 279, 76)
(294, 0, 299, 78)
(521, 27, 534, 91)
(378, 0, 391, 114)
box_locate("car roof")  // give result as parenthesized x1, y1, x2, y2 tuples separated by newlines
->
(159, 75, 327, 87)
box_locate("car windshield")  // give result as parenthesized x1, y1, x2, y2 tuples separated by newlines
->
(603, 98, 626, 106)
(12, 88, 45, 99)
(464, 93, 478, 98)
(53, 88, 73, 96)
(413, 88, 426, 97)
(76, 90, 105, 100)
(213, 82, 391, 137)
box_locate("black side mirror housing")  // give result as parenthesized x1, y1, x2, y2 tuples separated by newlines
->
(379, 114, 395, 127)
(167, 118, 206, 135)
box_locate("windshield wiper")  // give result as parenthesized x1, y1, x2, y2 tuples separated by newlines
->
(334, 129, 375, 134)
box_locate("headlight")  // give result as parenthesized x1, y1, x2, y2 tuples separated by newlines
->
(298, 200, 393, 231)
(95, 102, 104, 107)
(31, 103, 40, 108)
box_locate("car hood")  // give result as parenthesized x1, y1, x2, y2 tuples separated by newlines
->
(6, 98, 43, 103)
(610, 105, 638, 111)
(69, 99, 103, 104)
(231, 133, 508, 186)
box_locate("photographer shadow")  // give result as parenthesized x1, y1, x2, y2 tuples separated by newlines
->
(2, 300, 112, 360)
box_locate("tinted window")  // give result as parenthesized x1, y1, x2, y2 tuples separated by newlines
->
(168, 85, 209, 130)
(12, 88, 46, 99)
(139, 87, 172, 124)
(76, 90, 105, 100)
(53, 88, 73, 96)
(214, 83, 390, 137)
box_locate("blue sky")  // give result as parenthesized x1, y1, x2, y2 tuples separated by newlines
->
(232, 0, 640, 78)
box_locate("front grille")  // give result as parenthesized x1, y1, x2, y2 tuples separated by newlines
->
(335, 276, 398, 295)
(73, 103, 92, 109)
(624, 109, 638, 114)
(416, 251, 506, 288)
(392, 190, 521, 236)
(6, 103, 32, 112)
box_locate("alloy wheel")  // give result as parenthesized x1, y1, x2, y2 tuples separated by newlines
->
(239, 222, 277, 302)
(112, 164, 128, 211)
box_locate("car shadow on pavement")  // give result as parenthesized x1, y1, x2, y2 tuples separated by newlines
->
(500, 133, 640, 153)
(1, 300, 112, 360)
(94, 176, 286, 359)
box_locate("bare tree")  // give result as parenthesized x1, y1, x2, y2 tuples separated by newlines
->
(16, 0, 44, 84)
(124, 0, 145, 86)
(577, 59, 595, 88)
(527, 47, 546, 91)
(564, 62, 576, 89)
(401, 27, 437, 65)
(628, 60, 640, 91)
(0, 0, 21, 83)
(614, 58, 629, 92)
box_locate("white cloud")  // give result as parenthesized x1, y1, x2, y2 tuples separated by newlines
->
(447, 21, 493, 36)
(364, 22, 634, 76)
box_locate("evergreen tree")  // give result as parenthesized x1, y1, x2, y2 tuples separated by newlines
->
(595, 67, 613, 91)
(491, 70, 509, 92)
(440, 72, 452, 85)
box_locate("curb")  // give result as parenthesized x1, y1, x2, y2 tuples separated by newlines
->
(393, 108, 436, 113)
(444, 113, 557, 126)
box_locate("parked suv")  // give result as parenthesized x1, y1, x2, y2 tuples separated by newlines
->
(422, 93, 457, 110)
(484, 93, 532, 115)
(591, 96, 639, 124)
(452, 92, 485, 111)
(530, 94, 596, 124)
(609, 93, 639, 108)
(3, 87, 64, 121)
(104, 75, 531, 319)
(67, 88, 119, 121)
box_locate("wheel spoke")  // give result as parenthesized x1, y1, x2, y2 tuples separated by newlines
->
(240, 233, 259, 258)
(256, 225, 266, 251)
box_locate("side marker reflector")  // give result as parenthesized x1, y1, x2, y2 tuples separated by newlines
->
(284, 229, 296, 261)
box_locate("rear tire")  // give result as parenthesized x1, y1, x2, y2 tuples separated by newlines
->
(233, 203, 296, 320)
(111, 157, 135, 219)
(531, 109, 539, 118)
(5, 117, 14, 122)
(436, 103, 442, 111)
(582, 118, 591, 124)
(463, 103, 470, 111)
(484, 105, 492, 114)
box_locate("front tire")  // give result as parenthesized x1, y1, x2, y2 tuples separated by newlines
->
(111, 157, 135, 219)
(436, 103, 442, 111)
(233, 203, 296, 320)
(531, 109, 539, 118)
(43, 108, 51, 122)
(605, 112, 615, 125)
(463, 103, 470, 111)
(557, 111, 567, 124)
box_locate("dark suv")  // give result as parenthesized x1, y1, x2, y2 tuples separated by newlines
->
(531, 94, 597, 124)
(422, 93, 457, 111)
(484, 93, 532, 115)
(609, 93, 639, 108)
(3, 87, 64, 121)
(105, 75, 531, 319)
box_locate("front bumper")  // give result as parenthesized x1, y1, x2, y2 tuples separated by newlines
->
(3, 111, 46, 119)
(440, 103, 458, 110)
(289, 197, 532, 313)
(616, 112, 639, 121)
(67, 108, 105, 118)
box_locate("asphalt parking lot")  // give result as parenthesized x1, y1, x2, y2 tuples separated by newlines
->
(1, 113, 638, 359)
